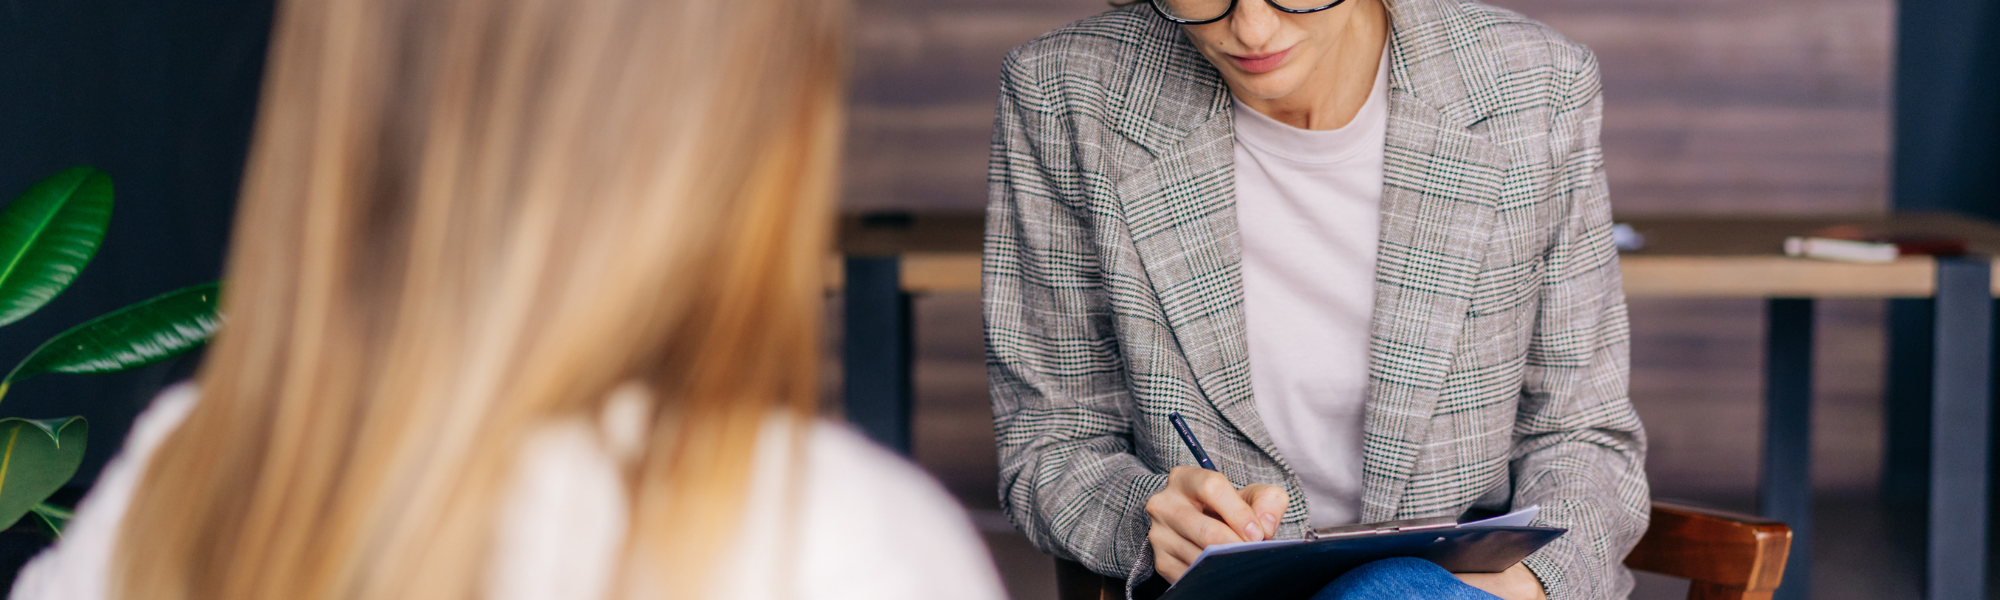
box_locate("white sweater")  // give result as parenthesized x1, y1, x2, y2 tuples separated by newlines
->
(1232, 49, 1390, 530)
(9, 385, 1008, 600)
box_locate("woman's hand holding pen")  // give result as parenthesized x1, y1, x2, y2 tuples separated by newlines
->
(1145, 466, 1289, 583)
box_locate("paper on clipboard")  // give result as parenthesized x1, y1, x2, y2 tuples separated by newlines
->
(1459, 505, 1540, 528)
(1182, 505, 1542, 573)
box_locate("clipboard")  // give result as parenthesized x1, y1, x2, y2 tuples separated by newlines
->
(1158, 508, 1565, 600)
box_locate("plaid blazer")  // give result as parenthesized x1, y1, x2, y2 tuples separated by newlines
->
(983, 1, 1649, 599)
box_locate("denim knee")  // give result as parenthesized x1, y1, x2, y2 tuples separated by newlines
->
(1310, 557, 1499, 600)
(1349, 557, 1445, 582)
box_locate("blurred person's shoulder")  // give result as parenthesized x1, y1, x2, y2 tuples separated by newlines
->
(491, 401, 1009, 599)
(10, 385, 1006, 600)
(724, 417, 1007, 600)
(794, 420, 1008, 599)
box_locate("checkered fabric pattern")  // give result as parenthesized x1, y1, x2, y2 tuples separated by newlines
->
(983, 1, 1649, 599)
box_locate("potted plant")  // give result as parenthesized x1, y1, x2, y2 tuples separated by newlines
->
(0, 166, 220, 539)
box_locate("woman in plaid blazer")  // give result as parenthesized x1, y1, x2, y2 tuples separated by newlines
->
(983, 0, 1649, 598)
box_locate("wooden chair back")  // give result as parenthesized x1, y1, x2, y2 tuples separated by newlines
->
(1052, 501, 1792, 600)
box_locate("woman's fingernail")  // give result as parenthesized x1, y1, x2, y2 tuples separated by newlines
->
(1262, 514, 1278, 534)
(1245, 521, 1264, 541)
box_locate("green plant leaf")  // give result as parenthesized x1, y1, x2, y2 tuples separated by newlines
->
(29, 501, 72, 539)
(0, 417, 87, 531)
(8, 282, 222, 382)
(0, 167, 114, 328)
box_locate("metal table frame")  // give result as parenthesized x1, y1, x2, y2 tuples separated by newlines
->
(843, 256, 914, 454)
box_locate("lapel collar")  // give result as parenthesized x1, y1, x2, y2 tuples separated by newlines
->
(1112, 23, 1296, 466)
(1116, 84, 1294, 469)
(1357, 0, 1507, 521)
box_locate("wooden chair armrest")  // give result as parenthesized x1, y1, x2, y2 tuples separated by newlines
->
(1625, 501, 1792, 600)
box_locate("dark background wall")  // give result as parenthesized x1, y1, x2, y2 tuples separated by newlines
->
(0, 0, 272, 487)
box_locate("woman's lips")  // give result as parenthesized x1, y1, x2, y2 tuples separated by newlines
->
(1229, 48, 1291, 74)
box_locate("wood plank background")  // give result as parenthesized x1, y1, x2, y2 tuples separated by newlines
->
(844, 0, 1891, 216)
(838, 1, 1905, 598)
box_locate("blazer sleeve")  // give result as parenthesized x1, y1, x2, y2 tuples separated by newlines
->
(984, 47, 1173, 582)
(1512, 49, 1653, 600)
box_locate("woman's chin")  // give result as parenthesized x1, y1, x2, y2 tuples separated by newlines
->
(1226, 74, 1306, 103)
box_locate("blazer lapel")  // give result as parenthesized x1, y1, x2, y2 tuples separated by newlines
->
(1115, 99, 1292, 471)
(1357, 0, 1508, 522)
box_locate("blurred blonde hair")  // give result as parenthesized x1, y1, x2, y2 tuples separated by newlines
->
(113, 0, 846, 598)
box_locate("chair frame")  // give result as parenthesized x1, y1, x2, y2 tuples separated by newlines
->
(1053, 501, 1792, 600)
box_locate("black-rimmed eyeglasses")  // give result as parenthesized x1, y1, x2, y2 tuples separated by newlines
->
(1150, 0, 1349, 25)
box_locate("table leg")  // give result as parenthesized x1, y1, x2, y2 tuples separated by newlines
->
(1762, 298, 1814, 600)
(1882, 298, 1934, 505)
(1928, 257, 1990, 600)
(843, 256, 914, 455)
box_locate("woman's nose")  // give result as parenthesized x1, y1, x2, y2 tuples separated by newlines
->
(1228, 1, 1282, 49)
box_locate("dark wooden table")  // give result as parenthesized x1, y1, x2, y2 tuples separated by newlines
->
(836, 212, 2000, 600)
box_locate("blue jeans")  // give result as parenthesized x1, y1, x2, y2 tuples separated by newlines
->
(1309, 557, 1502, 600)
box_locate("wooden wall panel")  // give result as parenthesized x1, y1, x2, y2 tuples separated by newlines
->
(844, 0, 1893, 216)
(1503, 0, 1892, 215)
(846, 0, 1101, 211)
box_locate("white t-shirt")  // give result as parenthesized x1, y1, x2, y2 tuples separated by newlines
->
(10, 384, 1007, 600)
(1232, 50, 1390, 529)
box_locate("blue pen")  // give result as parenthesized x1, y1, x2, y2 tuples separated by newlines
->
(1168, 412, 1217, 471)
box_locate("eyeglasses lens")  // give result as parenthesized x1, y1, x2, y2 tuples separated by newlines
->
(1156, 0, 1233, 22)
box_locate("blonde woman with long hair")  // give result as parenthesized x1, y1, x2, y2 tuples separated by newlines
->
(8, 0, 1007, 598)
